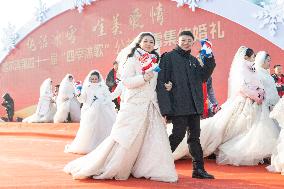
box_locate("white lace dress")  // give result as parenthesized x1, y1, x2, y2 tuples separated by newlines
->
(64, 56, 178, 182)
(64, 82, 116, 154)
(267, 97, 284, 174)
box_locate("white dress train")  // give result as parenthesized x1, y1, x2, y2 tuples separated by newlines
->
(168, 95, 261, 160)
(216, 60, 280, 166)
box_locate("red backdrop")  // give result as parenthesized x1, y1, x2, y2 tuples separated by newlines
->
(0, 0, 283, 117)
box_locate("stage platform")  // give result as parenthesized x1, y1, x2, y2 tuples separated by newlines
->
(0, 122, 284, 189)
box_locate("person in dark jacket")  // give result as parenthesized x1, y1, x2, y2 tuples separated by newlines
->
(271, 64, 284, 97)
(156, 31, 216, 179)
(1, 93, 14, 121)
(106, 61, 120, 110)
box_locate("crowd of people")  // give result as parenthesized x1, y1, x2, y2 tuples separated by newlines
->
(1, 30, 284, 182)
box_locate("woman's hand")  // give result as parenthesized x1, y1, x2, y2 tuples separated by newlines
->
(143, 72, 154, 82)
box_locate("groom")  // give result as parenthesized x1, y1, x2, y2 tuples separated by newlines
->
(157, 31, 216, 179)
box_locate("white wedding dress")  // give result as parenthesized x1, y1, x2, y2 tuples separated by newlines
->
(216, 51, 280, 166)
(22, 78, 56, 123)
(267, 97, 284, 174)
(64, 52, 177, 182)
(53, 74, 81, 123)
(169, 47, 272, 163)
(64, 71, 117, 154)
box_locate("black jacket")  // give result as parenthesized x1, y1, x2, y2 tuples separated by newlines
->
(106, 69, 116, 91)
(156, 46, 216, 116)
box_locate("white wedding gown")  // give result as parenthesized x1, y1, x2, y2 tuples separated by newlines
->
(22, 78, 56, 123)
(267, 97, 284, 175)
(64, 56, 177, 182)
(65, 78, 117, 154)
(54, 74, 81, 123)
(217, 66, 280, 166)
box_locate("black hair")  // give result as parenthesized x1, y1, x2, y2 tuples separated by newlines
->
(127, 33, 157, 59)
(68, 75, 73, 79)
(178, 30, 195, 40)
(274, 64, 282, 68)
(55, 84, 60, 88)
(90, 71, 100, 80)
(245, 48, 254, 58)
(265, 53, 270, 60)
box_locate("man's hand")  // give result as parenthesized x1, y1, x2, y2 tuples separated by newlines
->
(163, 116, 167, 125)
(164, 81, 173, 91)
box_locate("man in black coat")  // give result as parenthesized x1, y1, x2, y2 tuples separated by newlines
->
(156, 31, 216, 179)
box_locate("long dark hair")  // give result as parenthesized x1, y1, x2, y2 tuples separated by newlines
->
(127, 33, 160, 62)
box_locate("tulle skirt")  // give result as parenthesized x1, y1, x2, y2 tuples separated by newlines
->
(168, 96, 261, 160)
(54, 98, 81, 123)
(22, 103, 56, 123)
(64, 102, 116, 154)
(217, 105, 279, 166)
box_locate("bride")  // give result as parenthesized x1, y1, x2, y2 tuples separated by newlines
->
(170, 46, 266, 160)
(22, 78, 56, 123)
(216, 51, 280, 165)
(64, 70, 117, 154)
(63, 32, 177, 182)
(53, 74, 81, 123)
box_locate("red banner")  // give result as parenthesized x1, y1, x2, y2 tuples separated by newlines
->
(1, 0, 283, 117)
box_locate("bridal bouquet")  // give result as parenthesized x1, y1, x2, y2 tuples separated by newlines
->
(135, 48, 161, 74)
(74, 81, 82, 96)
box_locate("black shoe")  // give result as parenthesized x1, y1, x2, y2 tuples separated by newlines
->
(262, 158, 271, 165)
(207, 154, 216, 160)
(192, 169, 215, 179)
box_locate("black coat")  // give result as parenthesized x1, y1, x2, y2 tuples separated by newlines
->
(106, 69, 116, 91)
(156, 46, 216, 116)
